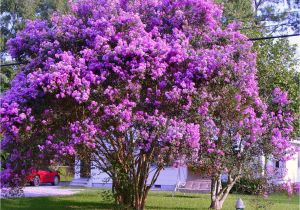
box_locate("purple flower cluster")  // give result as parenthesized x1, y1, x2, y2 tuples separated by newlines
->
(272, 87, 289, 106)
(263, 88, 295, 161)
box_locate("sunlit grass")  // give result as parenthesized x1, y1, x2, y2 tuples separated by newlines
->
(1, 188, 299, 210)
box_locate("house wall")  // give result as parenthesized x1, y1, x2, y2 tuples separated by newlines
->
(267, 144, 300, 184)
(75, 144, 300, 188)
(88, 161, 187, 190)
(284, 151, 300, 183)
(150, 166, 187, 185)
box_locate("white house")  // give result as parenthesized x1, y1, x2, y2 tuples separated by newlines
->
(70, 140, 300, 190)
(266, 140, 300, 184)
(71, 161, 205, 191)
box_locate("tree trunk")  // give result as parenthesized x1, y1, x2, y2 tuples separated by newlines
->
(111, 163, 161, 210)
(209, 175, 237, 210)
(209, 177, 223, 210)
(112, 178, 134, 209)
(112, 179, 150, 210)
(134, 195, 147, 210)
(94, 131, 164, 210)
(210, 199, 223, 210)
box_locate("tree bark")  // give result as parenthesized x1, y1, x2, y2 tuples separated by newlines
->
(110, 155, 163, 210)
(210, 199, 223, 210)
(209, 177, 223, 210)
(209, 175, 238, 210)
(93, 130, 165, 210)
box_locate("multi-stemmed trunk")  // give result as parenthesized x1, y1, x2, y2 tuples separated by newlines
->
(110, 157, 163, 210)
(210, 176, 224, 210)
(209, 175, 239, 210)
(93, 133, 164, 210)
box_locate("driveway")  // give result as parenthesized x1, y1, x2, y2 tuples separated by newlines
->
(24, 186, 83, 197)
(1, 186, 84, 198)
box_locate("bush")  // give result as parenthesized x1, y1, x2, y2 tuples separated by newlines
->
(230, 177, 264, 195)
(55, 166, 74, 182)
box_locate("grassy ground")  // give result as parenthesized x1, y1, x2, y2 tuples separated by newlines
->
(1, 188, 299, 210)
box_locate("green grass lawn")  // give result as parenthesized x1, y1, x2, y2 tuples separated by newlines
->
(1, 189, 299, 210)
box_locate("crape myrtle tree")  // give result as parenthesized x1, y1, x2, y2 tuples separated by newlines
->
(1, 0, 214, 207)
(191, 85, 294, 209)
(0, 0, 295, 209)
(259, 88, 295, 191)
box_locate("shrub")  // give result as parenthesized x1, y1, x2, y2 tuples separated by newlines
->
(230, 177, 264, 195)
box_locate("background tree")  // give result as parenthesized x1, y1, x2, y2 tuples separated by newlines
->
(218, 0, 299, 134)
(0, 0, 69, 92)
(219, 0, 300, 34)
(1, 0, 69, 56)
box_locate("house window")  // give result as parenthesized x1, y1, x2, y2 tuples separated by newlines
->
(275, 161, 280, 168)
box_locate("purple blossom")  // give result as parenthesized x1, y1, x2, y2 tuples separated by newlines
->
(272, 87, 289, 106)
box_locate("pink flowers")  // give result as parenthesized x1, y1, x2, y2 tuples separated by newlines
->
(272, 87, 289, 106)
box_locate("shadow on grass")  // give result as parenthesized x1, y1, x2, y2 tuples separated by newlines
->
(164, 194, 199, 199)
(149, 192, 208, 199)
(2, 197, 201, 210)
(1, 196, 117, 210)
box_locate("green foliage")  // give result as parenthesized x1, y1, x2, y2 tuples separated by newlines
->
(0, 0, 69, 93)
(218, 0, 300, 135)
(230, 177, 264, 195)
(54, 166, 74, 182)
(254, 38, 300, 136)
(0, 0, 69, 55)
(255, 39, 298, 104)
(216, 0, 254, 24)
(219, 0, 299, 33)
(0, 64, 17, 93)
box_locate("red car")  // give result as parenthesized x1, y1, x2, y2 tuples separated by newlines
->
(27, 168, 60, 186)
